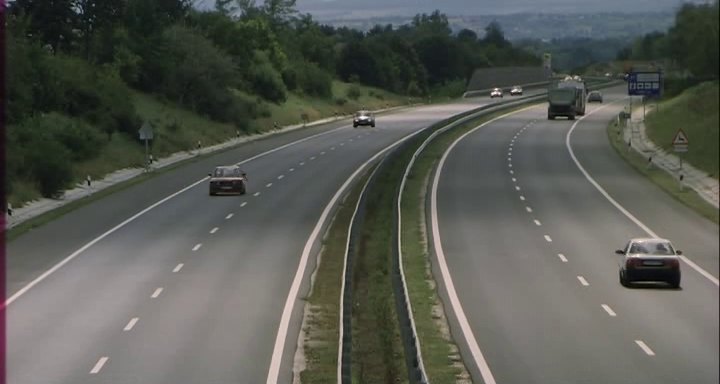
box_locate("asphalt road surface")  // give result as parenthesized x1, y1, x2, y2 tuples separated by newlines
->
(4, 93, 533, 384)
(432, 86, 719, 384)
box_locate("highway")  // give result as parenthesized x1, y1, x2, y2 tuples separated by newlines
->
(4, 96, 521, 384)
(431, 86, 719, 383)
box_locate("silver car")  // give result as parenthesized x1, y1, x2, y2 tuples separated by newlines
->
(490, 87, 503, 98)
(353, 110, 375, 128)
(616, 238, 682, 288)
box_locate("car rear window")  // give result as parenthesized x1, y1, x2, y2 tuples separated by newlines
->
(631, 240, 675, 255)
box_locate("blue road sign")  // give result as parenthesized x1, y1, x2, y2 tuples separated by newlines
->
(628, 72, 662, 97)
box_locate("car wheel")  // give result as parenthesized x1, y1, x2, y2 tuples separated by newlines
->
(548, 114, 554, 120)
(371, 123, 375, 127)
(209, 190, 216, 196)
(569, 115, 575, 120)
(668, 275, 681, 289)
(353, 124, 357, 128)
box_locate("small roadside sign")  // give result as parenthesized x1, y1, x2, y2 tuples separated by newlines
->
(139, 122, 154, 141)
(672, 129, 688, 152)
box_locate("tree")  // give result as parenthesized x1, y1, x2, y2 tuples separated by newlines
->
(75, 0, 126, 59)
(11, 0, 77, 53)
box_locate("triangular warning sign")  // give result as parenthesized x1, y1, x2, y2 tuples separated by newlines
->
(672, 129, 689, 145)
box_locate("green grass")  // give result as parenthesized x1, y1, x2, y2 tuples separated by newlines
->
(299, 167, 374, 384)
(608, 118, 719, 224)
(645, 81, 719, 179)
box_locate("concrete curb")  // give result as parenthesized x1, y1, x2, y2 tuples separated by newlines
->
(623, 103, 719, 209)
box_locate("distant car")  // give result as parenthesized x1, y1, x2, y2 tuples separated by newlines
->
(616, 238, 682, 288)
(353, 110, 375, 128)
(209, 165, 247, 195)
(490, 88, 503, 98)
(587, 90, 603, 103)
(509, 85, 523, 96)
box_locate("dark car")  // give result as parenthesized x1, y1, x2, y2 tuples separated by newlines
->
(353, 110, 375, 128)
(209, 165, 247, 195)
(587, 90, 603, 103)
(616, 238, 682, 288)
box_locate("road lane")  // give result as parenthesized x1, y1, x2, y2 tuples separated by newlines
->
(433, 87, 718, 383)
(7, 99, 511, 384)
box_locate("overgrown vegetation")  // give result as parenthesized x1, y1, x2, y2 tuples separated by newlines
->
(6, 0, 539, 203)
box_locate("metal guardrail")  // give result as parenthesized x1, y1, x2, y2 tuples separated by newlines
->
(462, 80, 551, 98)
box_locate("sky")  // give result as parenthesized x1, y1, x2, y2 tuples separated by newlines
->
(293, 0, 711, 19)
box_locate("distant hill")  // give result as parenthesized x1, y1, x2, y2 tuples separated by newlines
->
(295, 0, 707, 19)
(315, 12, 679, 41)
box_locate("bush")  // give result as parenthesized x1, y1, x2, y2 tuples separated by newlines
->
(249, 51, 287, 103)
(296, 61, 333, 98)
(28, 139, 74, 198)
(335, 97, 348, 106)
(346, 85, 362, 100)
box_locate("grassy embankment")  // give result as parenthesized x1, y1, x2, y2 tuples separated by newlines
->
(6, 81, 407, 240)
(607, 81, 719, 224)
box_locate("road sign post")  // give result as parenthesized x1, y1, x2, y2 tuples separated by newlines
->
(138, 122, 154, 171)
(671, 128, 689, 178)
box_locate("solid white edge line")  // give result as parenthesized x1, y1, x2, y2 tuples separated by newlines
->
(151, 287, 163, 298)
(5, 123, 354, 307)
(337, 164, 380, 384)
(90, 357, 109, 374)
(173, 263, 184, 273)
(565, 101, 719, 287)
(601, 304, 617, 317)
(123, 317, 139, 331)
(558, 253, 568, 262)
(577, 276, 589, 286)
(5, 177, 208, 306)
(635, 340, 656, 356)
(430, 106, 536, 384)
(267, 130, 421, 384)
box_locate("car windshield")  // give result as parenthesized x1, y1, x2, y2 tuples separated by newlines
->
(356, 111, 370, 117)
(630, 240, 675, 255)
(213, 167, 239, 177)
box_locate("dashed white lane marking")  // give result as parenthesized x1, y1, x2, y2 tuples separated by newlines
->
(577, 276, 589, 286)
(310, 156, 316, 160)
(299, 161, 305, 166)
(349, 139, 353, 142)
(565, 102, 719, 287)
(266, 183, 273, 188)
(508, 164, 513, 168)
(151, 288, 163, 298)
(635, 340, 656, 356)
(508, 157, 512, 161)
(544, 235, 552, 242)
(519, 196, 526, 201)
(173, 264, 184, 273)
(123, 317, 139, 331)
(602, 304, 617, 317)
(278, 175, 284, 180)
(225, 213, 234, 220)
(320, 151, 326, 155)
(512, 178, 517, 182)
(534, 219, 542, 226)
(525, 206, 532, 212)
(241, 202, 248, 207)
(289, 168, 295, 172)
(210, 227, 219, 234)
(331, 147, 335, 151)
(515, 186, 521, 191)
(192, 243, 202, 252)
(90, 357, 109, 374)
(509, 170, 514, 175)
(557, 253, 568, 262)
(340, 142, 345, 146)
(253, 192, 261, 197)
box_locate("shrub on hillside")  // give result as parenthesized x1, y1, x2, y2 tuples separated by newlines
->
(28, 139, 74, 198)
(248, 51, 287, 103)
(296, 61, 333, 98)
(346, 85, 362, 100)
